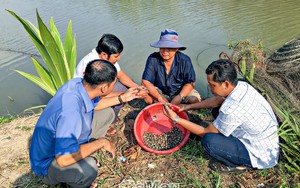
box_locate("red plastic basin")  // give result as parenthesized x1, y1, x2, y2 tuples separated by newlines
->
(134, 102, 190, 155)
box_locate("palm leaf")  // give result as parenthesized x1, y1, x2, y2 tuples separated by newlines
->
(49, 17, 71, 80)
(28, 21, 42, 40)
(6, 9, 60, 85)
(36, 11, 67, 85)
(69, 35, 77, 77)
(14, 70, 56, 96)
(31, 57, 57, 91)
(64, 21, 76, 76)
(24, 105, 46, 112)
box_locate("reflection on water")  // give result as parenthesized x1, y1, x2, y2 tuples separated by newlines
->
(1, 0, 300, 116)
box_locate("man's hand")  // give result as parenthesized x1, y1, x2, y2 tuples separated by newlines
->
(171, 95, 182, 105)
(157, 95, 168, 103)
(98, 138, 116, 159)
(178, 104, 191, 112)
(136, 86, 150, 98)
(162, 103, 178, 121)
(121, 87, 144, 102)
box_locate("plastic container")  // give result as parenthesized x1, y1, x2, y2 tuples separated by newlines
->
(134, 102, 190, 154)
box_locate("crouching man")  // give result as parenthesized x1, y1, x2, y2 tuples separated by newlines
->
(30, 59, 142, 187)
(163, 59, 279, 173)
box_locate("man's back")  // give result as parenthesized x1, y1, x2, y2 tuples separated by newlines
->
(30, 78, 98, 176)
(214, 81, 279, 168)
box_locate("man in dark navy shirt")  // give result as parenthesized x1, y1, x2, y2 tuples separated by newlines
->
(142, 29, 201, 105)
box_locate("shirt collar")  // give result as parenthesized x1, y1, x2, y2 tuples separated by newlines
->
(78, 79, 98, 113)
(227, 81, 244, 101)
(158, 51, 180, 66)
(92, 48, 98, 56)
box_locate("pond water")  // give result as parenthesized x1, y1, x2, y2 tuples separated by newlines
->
(1, 0, 300, 116)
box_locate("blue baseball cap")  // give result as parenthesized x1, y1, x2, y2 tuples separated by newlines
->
(150, 29, 186, 50)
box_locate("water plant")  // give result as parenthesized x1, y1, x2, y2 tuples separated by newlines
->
(228, 39, 266, 86)
(6, 9, 76, 97)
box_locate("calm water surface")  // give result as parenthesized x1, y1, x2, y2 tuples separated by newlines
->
(1, 0, 300, 116)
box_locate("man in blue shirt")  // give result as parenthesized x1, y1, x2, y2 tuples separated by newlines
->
(142, 29, 201, 105)
(30, 60, 143, 188)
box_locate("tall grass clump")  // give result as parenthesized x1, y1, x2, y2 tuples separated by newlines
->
(277, 108, 300, 174)
(0, 116, 15, 124)
(227, 39, 266, 86)
(6, 9, 76, 97)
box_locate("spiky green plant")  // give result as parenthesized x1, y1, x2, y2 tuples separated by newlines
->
(6, 9, 76, 96)
(277, 108, 300, 174)
(240, 57, 256, 85)
(228, 39, 265, 86)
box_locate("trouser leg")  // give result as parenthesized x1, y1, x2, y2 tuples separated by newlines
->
(42, 157, 98, 188)
(211, 106, 220, 119)
(201, 133, 253, 168)
(90, 108, 115, 139)
(112, 81, 128, 122)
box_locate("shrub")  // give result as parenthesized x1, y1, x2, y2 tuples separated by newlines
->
(6, 9, 76, 96)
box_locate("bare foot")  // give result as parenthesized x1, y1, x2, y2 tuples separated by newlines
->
(90, 180, 98, 188)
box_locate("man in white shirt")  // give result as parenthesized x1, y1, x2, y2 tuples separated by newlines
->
(163, 59, 279, 173)
(75, 34, 147, 134)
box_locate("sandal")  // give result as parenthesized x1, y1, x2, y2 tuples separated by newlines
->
(105, 121, 123, 137)
(209, 160, 247, 173)
(105, 126, 117, 136)
(91, 156, 101, 167)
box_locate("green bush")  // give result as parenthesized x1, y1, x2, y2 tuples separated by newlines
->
(277, 108, 300, 174)
(0, 116, 15, 124)
(6, 9, 77, 96)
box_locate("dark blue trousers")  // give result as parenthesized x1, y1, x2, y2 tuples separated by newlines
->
(202, 133, 253, 168)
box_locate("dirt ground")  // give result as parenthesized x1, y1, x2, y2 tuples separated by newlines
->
(0, 113, 40, 187)
(0, 99, 299, 188)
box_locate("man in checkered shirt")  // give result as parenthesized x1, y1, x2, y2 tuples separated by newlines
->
(163, 59, 279, 173)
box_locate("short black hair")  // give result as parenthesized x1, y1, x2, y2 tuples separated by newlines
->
(83, 59, 117, 88)
(95, 34, 124, 59)
(205, 59, 238, 86)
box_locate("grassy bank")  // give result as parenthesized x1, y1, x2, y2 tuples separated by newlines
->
(0, 99, 299, 187)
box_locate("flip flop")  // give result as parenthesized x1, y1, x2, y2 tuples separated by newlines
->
(106, 126, 117, 136)
(91, 156, 101, 167)
(209, 160, 247, 173)
(105, 121, 123, 137)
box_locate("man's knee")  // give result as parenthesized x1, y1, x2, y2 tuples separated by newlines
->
(93, 108, 115, 124)
(71, 157, 98, 188)
(201, 133, 216, 153)
(91, 108, 115, 138)
(187, 96, 200, 104)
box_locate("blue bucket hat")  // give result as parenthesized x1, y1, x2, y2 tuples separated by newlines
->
(150, 29, 186, 50)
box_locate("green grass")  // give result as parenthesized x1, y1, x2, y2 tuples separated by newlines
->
(180, 166, 204, 187)
(277, 108, 300, 174)
(0, 116, 15, 124)
(15, 126, 33, 131)
(209, 171, 222, 188)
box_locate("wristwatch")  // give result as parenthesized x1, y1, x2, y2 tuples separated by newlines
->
(173, 115, 180, 124)
(178, 93, 185, 100)
(118, 94, 124, 104)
